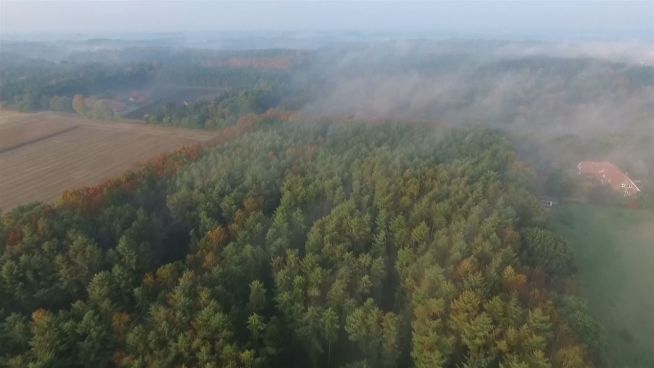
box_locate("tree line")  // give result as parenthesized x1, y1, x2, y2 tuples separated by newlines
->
(143, 89, 279, 129)
(0, 62, 154, 112)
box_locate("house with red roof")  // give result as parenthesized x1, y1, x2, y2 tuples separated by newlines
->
(577, 161, 640, 197)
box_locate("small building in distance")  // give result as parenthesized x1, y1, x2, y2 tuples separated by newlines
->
(540, 196, 559, 208)
(577, 161, 640, 197)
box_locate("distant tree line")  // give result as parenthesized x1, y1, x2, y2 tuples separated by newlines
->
(144, 89, 279, 129)
(0, 47, 303, 116)
(0, 62, 154, 112)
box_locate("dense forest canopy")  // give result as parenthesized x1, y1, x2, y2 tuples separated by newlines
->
(0, 117, 604, 367)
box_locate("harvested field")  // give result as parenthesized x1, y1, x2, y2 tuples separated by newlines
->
(0, 111, 216, 211)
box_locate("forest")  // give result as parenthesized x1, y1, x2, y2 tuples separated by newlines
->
(1, 37, 652, 367)
(0, 112, 603, 367)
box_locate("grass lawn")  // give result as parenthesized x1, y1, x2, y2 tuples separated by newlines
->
(551, 204, 654, 368)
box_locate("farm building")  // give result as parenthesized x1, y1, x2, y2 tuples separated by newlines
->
(540, 196, 559, 207)
(577, 161, 640, 197)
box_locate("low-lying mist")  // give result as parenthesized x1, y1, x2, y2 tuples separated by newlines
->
(300, 41, 653, 134)
(291, 40, 654, 179)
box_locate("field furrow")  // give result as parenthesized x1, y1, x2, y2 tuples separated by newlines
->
(0, 111, 215, 211)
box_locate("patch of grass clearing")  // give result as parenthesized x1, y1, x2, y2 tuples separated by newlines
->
(552, 204, 654, 368)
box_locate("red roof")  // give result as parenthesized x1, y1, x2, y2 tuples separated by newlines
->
(577, 161, 640, 194)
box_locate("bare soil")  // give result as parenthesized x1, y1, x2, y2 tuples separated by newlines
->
(0, 111, 215, 211)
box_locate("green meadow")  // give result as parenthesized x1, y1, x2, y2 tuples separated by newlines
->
(552, 204, 654, 368)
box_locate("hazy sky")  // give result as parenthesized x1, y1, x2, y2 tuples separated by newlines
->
(1, 1, 653, 40)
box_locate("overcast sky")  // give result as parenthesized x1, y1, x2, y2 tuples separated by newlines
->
(1, 1, 653, 40)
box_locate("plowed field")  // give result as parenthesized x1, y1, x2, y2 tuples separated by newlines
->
(0, 111, 215, 211)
